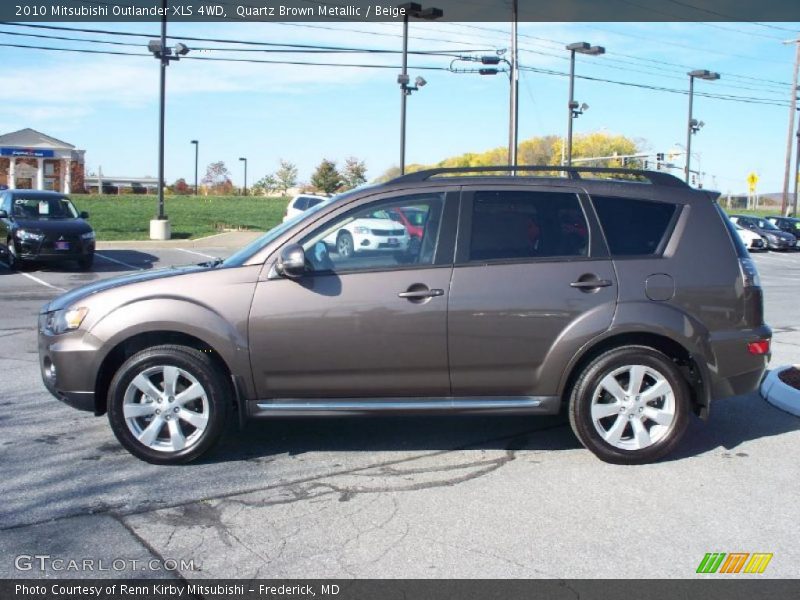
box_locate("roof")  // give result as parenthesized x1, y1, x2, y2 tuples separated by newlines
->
(0, 128, 76, 150)
(6, 190, 68, 197)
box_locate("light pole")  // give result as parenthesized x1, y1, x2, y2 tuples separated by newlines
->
(190, 140, 199, 195)
(146, 0, 190, 239)
(794, 101, 799, 217)
(397, 2, 443, 175)
(565, 42, 605, 167)
(686, 69, 720, 184)
(239, 157, 248, 196)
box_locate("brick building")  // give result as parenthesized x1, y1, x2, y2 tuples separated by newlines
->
(0, 128, 85, 193)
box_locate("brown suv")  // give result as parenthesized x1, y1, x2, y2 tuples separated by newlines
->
(38, 167, 771, 465)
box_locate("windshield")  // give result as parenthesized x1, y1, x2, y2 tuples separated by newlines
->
(755, 218, 779, 231)
(223, 196, 337, 266)
(12, 196, 79, 219)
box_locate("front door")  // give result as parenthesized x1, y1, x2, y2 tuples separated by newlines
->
(249, 190, 456, 399)
(447, 186, 617, 397)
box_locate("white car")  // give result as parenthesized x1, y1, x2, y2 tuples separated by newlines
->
(323, 210, 410, 258)
(283, 194, 328, 223)
(732, 221, 766, 252)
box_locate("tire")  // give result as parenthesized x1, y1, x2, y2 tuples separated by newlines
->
(568, 345, 690, 465)
(6, 239, 20, 270)
(107, 345, 229, 465)
(78, 253, 94, 271)
(408, 236, 421, 257)
(336, 231, 354, 258)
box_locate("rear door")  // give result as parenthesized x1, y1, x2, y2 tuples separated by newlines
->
(448, 185, 617, 396)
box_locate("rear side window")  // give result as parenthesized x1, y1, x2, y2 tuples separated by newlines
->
(592, 195, 676, 256)
(469, 191, 588, 261)
(306, 197, 324, 209)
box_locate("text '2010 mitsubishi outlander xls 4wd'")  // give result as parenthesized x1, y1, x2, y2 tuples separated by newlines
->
(38, 167, 771, 465)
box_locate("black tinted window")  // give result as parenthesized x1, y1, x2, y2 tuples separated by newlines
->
(293, 197, 308, 210)
(469, 191, 588, 261)
(306, 197, 324, 209)
(592, 196, 676, 256)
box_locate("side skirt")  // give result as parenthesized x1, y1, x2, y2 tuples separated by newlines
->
(247, 396, 561, 418)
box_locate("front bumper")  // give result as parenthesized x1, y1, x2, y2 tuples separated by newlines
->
(18, 236, 95, 261)
(766, 237, 795, 250)
(38, 315, 99, 413)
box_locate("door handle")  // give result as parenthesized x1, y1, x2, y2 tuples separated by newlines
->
(570, 279, 612, 289)
(398, 288, 444, 299)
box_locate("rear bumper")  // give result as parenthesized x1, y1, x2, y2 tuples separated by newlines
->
(705, 325, 771, 403)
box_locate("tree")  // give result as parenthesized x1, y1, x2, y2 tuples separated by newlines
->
(341, 157, 368, 190)
(252, 174, 279, 196)
(275, 160, 298, 196)
(201, 161, 233, 195)
(169, 178, 191, 195)
(310, 159, 343, 195)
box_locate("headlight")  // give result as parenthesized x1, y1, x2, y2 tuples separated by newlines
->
(16, 229, 45, 242)
(47, 307, 89, 334)
(80, 231, 95, 241)
(353, 226, 371, 234)
(765, 233, 778, 241)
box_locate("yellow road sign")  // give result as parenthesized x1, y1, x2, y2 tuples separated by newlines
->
(747, 172, 758, 192)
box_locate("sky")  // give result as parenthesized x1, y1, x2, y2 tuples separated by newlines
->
(0, 19, 798, 195)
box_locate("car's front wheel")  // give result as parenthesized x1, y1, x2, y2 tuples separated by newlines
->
(107, 345, 229, 464)
(336, 231, 354, 258)
(78, 253, 94, 271)
(568, 346, 690, 464)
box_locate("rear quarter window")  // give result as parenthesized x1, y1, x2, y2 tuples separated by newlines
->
(591, 195, 677, 256)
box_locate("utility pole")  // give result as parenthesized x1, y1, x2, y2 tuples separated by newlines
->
(781, 38, 800, 216)
(508, 0, 518, 168)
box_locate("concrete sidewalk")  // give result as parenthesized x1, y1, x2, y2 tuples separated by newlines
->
(96, 230, 264, 251)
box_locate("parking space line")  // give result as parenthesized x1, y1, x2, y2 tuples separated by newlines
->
(95, 252, 143, 271)
(176, 248, 218, 260)
(0, 262, 66, 291)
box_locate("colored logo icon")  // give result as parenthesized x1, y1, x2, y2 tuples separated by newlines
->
(696, 553, 773, 574)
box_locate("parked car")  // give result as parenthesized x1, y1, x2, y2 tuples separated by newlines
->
(321, 209, 410, 258)
(38, 166, 770, 465)
(765, 215, 800, 241)
(0, 190, 95, 270)
(729, 214, 797, 250)
(282, 194, 327, 223)
(389, 206, 428, 253)
(732, 222, 766, 252)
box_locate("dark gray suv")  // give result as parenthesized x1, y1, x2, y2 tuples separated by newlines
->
(38, 167, 771, 465)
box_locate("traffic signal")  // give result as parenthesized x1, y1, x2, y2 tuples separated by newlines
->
(656, 153, 665, 161)
(644, 160, 650, 169)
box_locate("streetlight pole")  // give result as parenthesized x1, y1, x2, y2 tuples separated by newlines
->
(239, 157, 248, 196)
(781, 39, 800, 216)
(397, 2, 442, 175)
(508, 0, 518, 168)
(191, 140, 198, 196)
(794, 103, 800, 217)
(146, 0, 190, 239)
(686, 69, 719, 184)
(565, 42, 605, 167)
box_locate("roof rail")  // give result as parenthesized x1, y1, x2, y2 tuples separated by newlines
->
(388, 165, 689, 188)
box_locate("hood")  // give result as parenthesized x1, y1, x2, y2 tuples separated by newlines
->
(42, 264, 210, 313)
(14, 217, 92, 235)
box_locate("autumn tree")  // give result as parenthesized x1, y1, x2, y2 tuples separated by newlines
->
(252, 174, 279, 196)
(340, 157, 368, 190)
(310, 159, 343, 195)
(201, 161, 233, 195)
(169, 178, 191, 195)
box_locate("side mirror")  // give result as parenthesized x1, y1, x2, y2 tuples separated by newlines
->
(80, 211, 89, 219)
(0, 210, 7, 218)
(276, 243, 306, 278)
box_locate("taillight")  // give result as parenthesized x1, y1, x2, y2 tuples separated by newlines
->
(747, 340, 770, 355)
(739, 257, 761, 288)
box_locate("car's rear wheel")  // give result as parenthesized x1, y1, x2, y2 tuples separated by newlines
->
(568, 346, 690, 464)
(107, 345, 229, 464)
(337, 231, 354, 258)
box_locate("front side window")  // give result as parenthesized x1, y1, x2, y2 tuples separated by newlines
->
(592, 195, 676, 256)
(469, 190, 588, 262)
(301, 193, 445, 274)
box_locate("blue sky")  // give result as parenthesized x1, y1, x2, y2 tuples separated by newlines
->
(0, 20, 798, 194)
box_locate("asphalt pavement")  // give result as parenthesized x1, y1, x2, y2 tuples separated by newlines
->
(0, 236, 798, 579)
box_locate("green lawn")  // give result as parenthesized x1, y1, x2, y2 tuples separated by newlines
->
(69, 194, 286, 241)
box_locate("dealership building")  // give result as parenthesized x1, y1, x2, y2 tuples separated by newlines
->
(0, 128, 85, 193)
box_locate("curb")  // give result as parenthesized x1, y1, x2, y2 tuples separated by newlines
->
(760, 366, 800, 417)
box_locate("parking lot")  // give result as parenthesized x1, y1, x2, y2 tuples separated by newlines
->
(0, 238, 798, 579)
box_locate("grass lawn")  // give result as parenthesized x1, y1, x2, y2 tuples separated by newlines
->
(69, 194, 286, 241)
